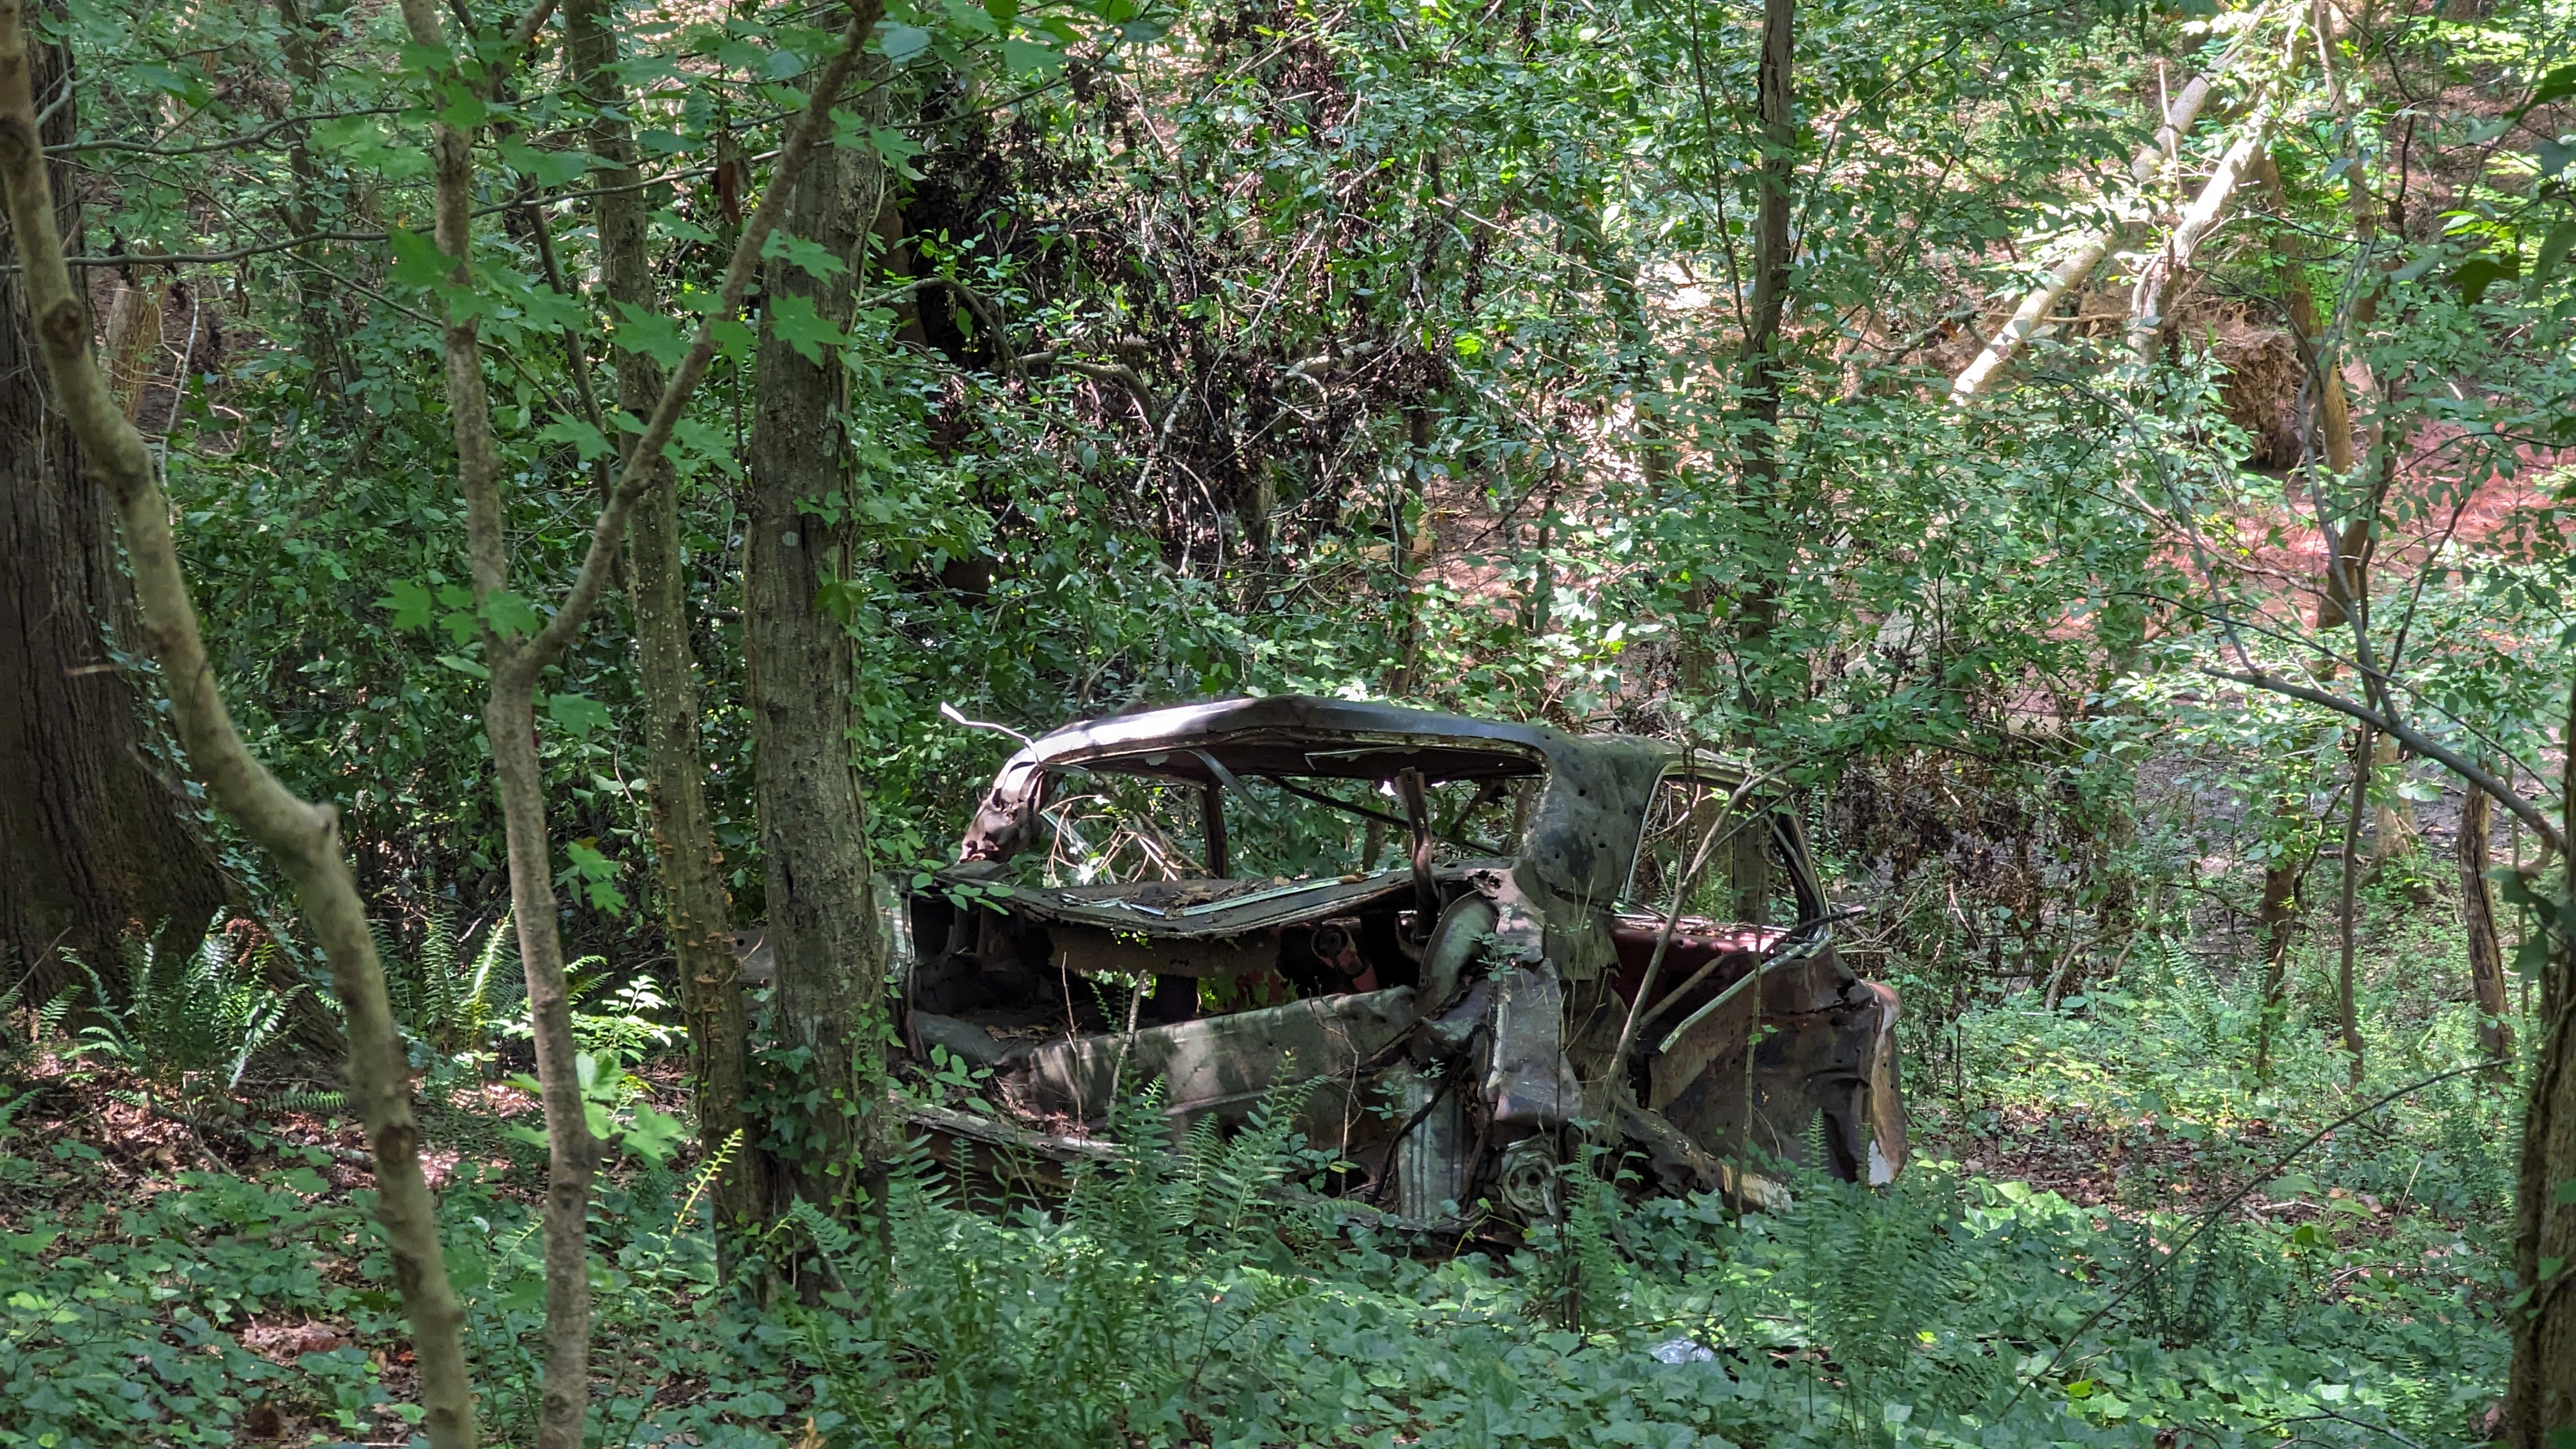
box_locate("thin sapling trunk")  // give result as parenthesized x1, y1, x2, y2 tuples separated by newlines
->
(563, 0, 760, 1272)
(390, 0, 882, 1437)
(2254, 853, 2299, 1084)
(2459, 782, 2512, 1070)
(2338, 726, 2370, 1084)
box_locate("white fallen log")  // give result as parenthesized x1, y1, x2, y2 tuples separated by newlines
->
(1950, 10, 2271, 399)
(2126, 102, 2281, 358)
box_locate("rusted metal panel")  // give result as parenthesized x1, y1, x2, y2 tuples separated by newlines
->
(1387, 1064, 1466, 1220)
(1008, 985, 1416, 1126)
(957, 694, 1678, 904)
(1652, 986, 1905, 1183)
(952, 868, 1418, 940)
(1858, 981, 1907, 1184)
(1486, 963, 1583, 1126)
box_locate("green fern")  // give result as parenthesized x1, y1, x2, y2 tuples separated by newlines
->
(33, 986, 76, 1043)
(64, 919, 300, 1091)
(1190, 1080, 1321, 1250)
(1531, 1146, 1633, 1331)
(0, 1086, 38, 1139)
(784, 1193, 858, 1262)
(250, 1087, 346, 1115)
(383, 909, 522, 1061)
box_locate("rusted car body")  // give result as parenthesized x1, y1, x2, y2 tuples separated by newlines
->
(892, 695, 1905, 1220)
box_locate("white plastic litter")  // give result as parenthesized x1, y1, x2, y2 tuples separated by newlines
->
(1649, 1337, 1715, 1364)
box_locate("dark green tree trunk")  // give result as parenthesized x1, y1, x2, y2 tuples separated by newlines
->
(2460, 783, 2512, 1069)
(272, 0, 344, 405)
(746, 122, 892, 1228)
(2507, 703, 2576, 1446)
(2508, 917, 2574, 1446)
(1723, 0, 1795, 716)
(565, 0, 760, 1269)
(2253, 855, 2300, 1083)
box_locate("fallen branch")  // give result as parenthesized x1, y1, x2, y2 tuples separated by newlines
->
(2126, 42, 2293, 358)
(1951, 6, 2271, 399)
(1017, 348, 1161, 426)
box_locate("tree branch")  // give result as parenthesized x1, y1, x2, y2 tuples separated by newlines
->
(26, 155, 756, 270)
(855, 274, 1020, 375)
(2126, 85, 2281, 359)
(45, 104, 405, 157)
(2205, 667, 2568, 855)
(515, 1, 882, 683)
(1951, 4, 2272, 399)
(1016, 348, 1160, 427)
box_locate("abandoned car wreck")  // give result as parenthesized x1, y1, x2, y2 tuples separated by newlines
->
(891, 694, 1906, 1222)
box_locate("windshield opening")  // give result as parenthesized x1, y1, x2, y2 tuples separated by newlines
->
(1023, 756, 1538, 887)
(1621, 772, 1805, 926)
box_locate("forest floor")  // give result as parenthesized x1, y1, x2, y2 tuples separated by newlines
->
(0, 856, 2524, 1448)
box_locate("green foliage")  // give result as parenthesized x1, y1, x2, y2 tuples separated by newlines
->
(24, 0, 2574, 1440)
(380, 909, 523, 1066)
(0, 985, 2521, 1448)
(61, 926, 299, 1094)
(0, 1170, 408, 1446)
(500, 1045, 687, 1166)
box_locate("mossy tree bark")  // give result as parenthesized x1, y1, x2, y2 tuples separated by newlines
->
(564, 0, 762, 1273)
(0, 6, 227, 1009)
(2253, 856, 2299, 1083)
(271, 0, 345, 406)
(390, 0, 878, 1434)
(2459, 784, 2512, 1070)
(745, 53, 895, 1235)
(2335, 727, 2370, 1085)
(2509, 967, 2575, 1445)
(1722, 0, 1797, 721)
(2507, 700, 2576, 1447)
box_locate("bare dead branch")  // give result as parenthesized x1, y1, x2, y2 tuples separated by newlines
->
(1017, 348, 1161, 426)
(1951, 4, 2273, 399)
(2126, 93, 2281, 358)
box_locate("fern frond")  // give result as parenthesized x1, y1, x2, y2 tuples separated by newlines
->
(1204, 1077, 1319, 1246)
(675, 1128, 743, 1230)
(251, 1087, 345, 1115)
(33, 985, 78, 1041)
(464, 910, 522, 1048)
(785, 1194, 858, 1268)
(420, 908, 461, 1026)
